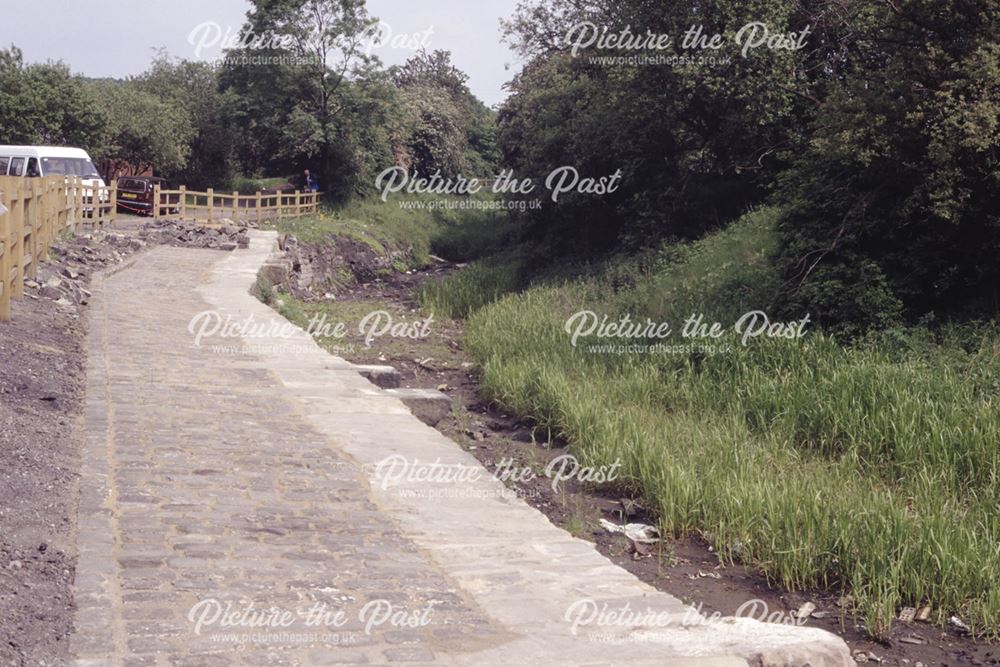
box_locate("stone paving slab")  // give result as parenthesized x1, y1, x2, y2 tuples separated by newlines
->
(72, 248, 507, 667)
(69, 235, 853, 666)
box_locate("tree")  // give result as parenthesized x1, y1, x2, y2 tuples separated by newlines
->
(87, 81, 195, 179)
(775, 0, 1000, 334)
(498, 0, 822, 251)
(221, 3, 497, 196)
(393, 50, 493, 177)
(134, 54, 237, 188)
(0, 46, 103, 149)
(220, 0, 380, 198)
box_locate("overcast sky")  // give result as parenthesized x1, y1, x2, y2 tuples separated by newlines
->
(0, 0, 521, 107)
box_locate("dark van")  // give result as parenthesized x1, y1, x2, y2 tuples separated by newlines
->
(116, 176, 175, 215)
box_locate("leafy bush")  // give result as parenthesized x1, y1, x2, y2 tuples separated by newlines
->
(774, 1, 1000, 333)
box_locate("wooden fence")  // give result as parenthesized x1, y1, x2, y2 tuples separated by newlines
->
(0, 175, 115, 321)
(152, 186, 321, 224)
(1, 177, 320, 320)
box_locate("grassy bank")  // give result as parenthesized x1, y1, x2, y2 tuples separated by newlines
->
(265, 194, 515, 270)
(422, 207, 1000, 637)
(268, 292, 457, 365)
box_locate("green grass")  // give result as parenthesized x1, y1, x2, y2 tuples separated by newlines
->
(265, 194, 511, 269)
(227, 174, 293, 193)
(420, 251, 527, 319)
(429, 206, 1000, 638)
(274, 293, 457, 363)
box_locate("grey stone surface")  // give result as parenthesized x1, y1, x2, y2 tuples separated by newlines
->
(72, 246, 501, 666)
(354, 365, 401, 389)
(382, 388, 452, 426)
(69, 235, 854, 666)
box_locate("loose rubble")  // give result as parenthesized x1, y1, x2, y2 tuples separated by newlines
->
(24, 231, 145, 306)
(139, 218, 250, 251)
(24, 220, 252, 308)
(269, 233, 412, 299)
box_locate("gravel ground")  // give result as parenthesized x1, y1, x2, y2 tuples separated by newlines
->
(0, 274, 87, 666)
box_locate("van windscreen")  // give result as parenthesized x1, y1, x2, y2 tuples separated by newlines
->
(119, 179, 146, 191)
(41, 157, 100, 178)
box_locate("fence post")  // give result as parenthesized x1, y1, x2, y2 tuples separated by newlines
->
(152, 183, 161, 219)
(256, 191, 262, 225)
(39, 179, 51, 262)
(75, 177, 84, 228)
(0, 180, 9, 321)
(26, 179, 38, 281)
(109, 181, 117, 227)
(11, 179, 24, 298)
(76, 176, 83, 231)
(51, 178, 58, 244)
(60, 178, 67, 234)
(51, 178, 59, 244)
(33, 179, 42, 272)
(68, 177, 76, 232)
(207, 188, 214, 224)
(294, 190, 301, 218)
(94, 180, 101, 228)
(93, 180, 102, 228)
(35, 180, 46, 262)
(230, 190, 237, 221)
(64, 177, 71, 232)
(54, 178, 62, 239)
(277, 192, 283, 221)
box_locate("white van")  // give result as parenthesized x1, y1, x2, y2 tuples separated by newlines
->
(0, 145, 106, 187)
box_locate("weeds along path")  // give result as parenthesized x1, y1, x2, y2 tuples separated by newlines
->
(69, 232, 851, 665)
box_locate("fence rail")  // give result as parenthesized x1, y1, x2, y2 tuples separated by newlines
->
(1, 178, 320, 320)
(152, 186, 321, 224)
(0, 175, 116, 321)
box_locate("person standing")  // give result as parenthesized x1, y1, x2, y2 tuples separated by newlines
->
(303, 169, 319, 192)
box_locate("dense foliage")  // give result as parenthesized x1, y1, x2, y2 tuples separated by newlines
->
(0, 47, 103, 149)
(394, 50, 500, 178)
(775, 0, 1000, 334)
(499, 0, 821, 248)
(499, 0, 1000, 331)
(218, 0, 498, 196)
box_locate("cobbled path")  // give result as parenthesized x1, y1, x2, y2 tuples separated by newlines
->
(72, 248, 502, 666)
(69, 238, 852, 667)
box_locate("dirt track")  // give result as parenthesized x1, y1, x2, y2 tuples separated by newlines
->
(0, 268, 87, 665)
